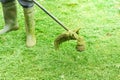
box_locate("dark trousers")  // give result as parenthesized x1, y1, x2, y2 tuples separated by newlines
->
(0, 0, 34, 8)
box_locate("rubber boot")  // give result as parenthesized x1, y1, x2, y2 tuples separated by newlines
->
(0, 1, 19, 34)
(23, 7, 36, 47)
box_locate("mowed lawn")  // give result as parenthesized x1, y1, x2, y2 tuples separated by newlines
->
(0, 0, 120, 80)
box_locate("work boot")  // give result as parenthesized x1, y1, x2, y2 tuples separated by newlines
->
(23, 7, 36, 47)
(0, 1, 19, 34)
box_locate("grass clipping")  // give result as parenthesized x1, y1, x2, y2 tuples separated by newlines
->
(54, 29, 85, 52)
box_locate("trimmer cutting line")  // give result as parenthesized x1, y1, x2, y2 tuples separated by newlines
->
(33, 0, 85, 52)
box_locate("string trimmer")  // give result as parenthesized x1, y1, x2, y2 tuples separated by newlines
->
(33, 0, 85, 52)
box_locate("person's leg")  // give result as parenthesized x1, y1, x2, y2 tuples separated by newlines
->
(0, 0, 19, 34)
(18, 0, 36, 47)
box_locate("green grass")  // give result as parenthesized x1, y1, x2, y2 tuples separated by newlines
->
(0, 0, 120, 80)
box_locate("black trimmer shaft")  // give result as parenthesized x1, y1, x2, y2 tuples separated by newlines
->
(33, 0, 69, 31)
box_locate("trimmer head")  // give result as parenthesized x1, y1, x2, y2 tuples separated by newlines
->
(75, 36, 85, 52)
(33, 0, 86, 52)
(54, 28, 85, 52)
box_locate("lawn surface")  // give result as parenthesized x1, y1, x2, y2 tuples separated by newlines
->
(0, 0, 120, 80)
